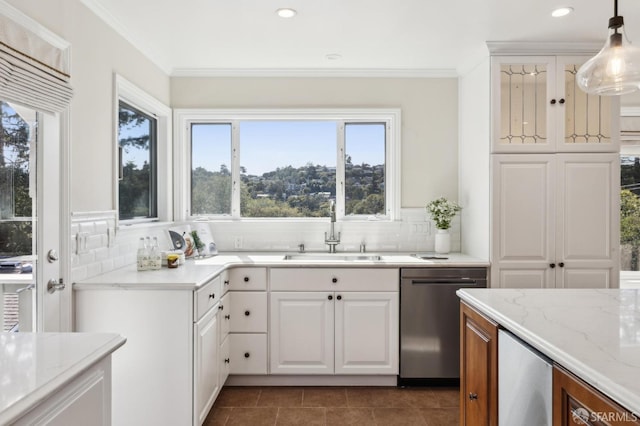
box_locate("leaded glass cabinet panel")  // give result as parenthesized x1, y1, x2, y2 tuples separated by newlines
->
(492, 56, 619, 153)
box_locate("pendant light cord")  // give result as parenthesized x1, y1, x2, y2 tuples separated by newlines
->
(614, 0, 618, 17)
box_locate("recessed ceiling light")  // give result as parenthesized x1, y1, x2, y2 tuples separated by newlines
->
(551, 7, 574, 18)
(326, 54, 342, 61)
(276, 8, 297, 18)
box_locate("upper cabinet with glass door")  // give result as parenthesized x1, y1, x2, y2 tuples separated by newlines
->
(491, 55, 619, 153)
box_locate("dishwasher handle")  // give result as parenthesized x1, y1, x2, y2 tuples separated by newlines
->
(408, 278, 479, 285)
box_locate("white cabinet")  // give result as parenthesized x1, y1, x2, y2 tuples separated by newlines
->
(269, 268, 399, 375)
(334, 292, 399, 374)
(218, 291, 231, 386)
(492, 153, 619, 288)
(193, 307, 219, 426)
(270, 292, 334, 374)
(74, 274, 226, 426)
(14, 357, 112, 426)
(227, 267, 268, 375)
(491, 55, 618, 154)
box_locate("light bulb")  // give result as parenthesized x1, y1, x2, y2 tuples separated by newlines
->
(606, 51, 625, 78)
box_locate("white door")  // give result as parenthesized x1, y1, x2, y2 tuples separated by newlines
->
(555, 153, 619, 288)
(270, 292, 334, 374)
(0, 103, 65, 332)
(38, 112, 66, 331)
(334, 292, 398, 375)
(193, 307, 219, 425)
(491, 154, 556, 288)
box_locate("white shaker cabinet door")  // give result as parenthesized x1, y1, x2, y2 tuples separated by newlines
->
(334, 292, 399, 375)
(491, 154, 556, 288)
(193, 307, 219, 426)
(270, 292, 334, 374)
(555, 153, 619, 289)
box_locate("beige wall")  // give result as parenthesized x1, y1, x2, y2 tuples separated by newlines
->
(8, 0, 170, 213)
(171, 77, 459, 207)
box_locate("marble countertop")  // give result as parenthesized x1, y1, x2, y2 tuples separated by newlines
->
(0, 332, 126, 424)
(74, 251, 488, 290)
(457, 288, 640, 416)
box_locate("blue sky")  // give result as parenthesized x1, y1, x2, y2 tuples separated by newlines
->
(191, 121, 386, 175)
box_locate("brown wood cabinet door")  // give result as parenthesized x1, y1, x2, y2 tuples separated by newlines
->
(460, 302, 498, 426)
(553, 366, 640, 426)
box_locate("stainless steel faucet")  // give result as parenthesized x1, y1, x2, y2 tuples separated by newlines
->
(324, 200, 340, 253)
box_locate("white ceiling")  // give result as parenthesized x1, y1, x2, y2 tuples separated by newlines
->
(82, 0, 640, 77)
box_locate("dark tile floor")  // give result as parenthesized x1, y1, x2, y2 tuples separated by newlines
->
(205, 386, 459, 425)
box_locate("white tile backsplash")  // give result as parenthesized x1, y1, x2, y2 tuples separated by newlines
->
(70, 208, 461, 281)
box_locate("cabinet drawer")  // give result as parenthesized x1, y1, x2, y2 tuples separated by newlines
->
(219, 293, 231, 340)
(229, 267, 267, 291)
(229, 334, 267, 375)
(194, 276, 222, 320)
(270, 268, 398, 292)
(229, 292, 267, 333)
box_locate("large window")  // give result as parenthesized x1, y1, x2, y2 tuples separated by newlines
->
(118, 101, 157, 220)
(115, 74, 172, 224)
(178, 109, 400, 220)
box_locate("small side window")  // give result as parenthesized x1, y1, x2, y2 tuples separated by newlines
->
(118, 101, 157, 220)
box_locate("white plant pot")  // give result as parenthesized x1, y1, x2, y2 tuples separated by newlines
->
(434, 229, 451, 254)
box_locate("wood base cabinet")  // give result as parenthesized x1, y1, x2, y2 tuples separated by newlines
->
(553, 366, 640, 426)
(460, 302, 498, 426)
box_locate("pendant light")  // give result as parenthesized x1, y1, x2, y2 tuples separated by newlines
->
(576, 0, 640, 96)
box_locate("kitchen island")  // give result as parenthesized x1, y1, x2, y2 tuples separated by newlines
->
(0, 332, 125, 425)
(457, 288, 640, 425)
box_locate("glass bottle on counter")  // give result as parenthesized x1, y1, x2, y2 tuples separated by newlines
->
(137, 237, 149, 271)
(150, 237, 161, 270)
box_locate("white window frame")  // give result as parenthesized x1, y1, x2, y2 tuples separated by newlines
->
(174, 108, 401, 222)
(114, 74, 173, 226)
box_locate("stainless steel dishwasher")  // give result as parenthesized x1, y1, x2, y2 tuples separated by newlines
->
(399, 267, 487, 386)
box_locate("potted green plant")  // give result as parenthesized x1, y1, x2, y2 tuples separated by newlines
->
(426, 197, 462, 254)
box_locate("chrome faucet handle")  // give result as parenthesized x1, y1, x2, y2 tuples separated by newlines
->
(298, 243, 305, 253)
(360, 243, 366, 253)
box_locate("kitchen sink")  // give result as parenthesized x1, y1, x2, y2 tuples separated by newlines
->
(410, 254, 449, 260)
(283, 253, 382, 261)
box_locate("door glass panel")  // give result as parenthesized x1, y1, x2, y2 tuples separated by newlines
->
(0, 101, 36, 332)
(564, 64, 612, 145)
(500, 64, 548, 145)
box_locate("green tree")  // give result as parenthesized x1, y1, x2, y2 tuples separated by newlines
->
(0, 102, 32, 256)
(621, 189, 640, 270)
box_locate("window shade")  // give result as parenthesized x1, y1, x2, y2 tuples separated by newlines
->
(0, 13, 72, 114)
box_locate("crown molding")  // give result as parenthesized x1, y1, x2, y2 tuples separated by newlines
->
(170, 67, 458, 78)
(486, 41, 603, 56)
(80, 0, 172, 75)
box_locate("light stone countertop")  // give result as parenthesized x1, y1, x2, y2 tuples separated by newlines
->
(457, 288, 640, 416)
(74, 251, 489, 290)
(0, 332, 126, 424)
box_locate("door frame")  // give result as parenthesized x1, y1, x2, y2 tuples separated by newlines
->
(35, 110, 71, 331)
